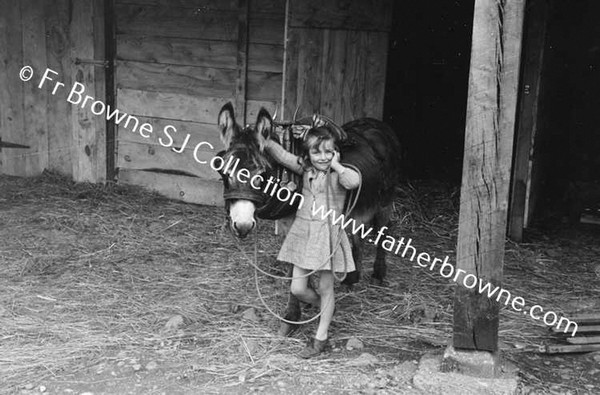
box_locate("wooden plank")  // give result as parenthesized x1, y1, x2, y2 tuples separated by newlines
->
(319, 29, 346, 120)
(247, 43, 284, 73)
(234, 0, 249, 124)
(118, 168, 224, 206)
(116, 4, 238, 40)
(566, 313, 600, 324)
(0, 1, 7, 172)
(44, 0, 73, 177)
(508, 0, 549, 240)
(21, 0, 49, 175)
(116, 140, 221, 180)
(70, 0, 98, 182)
(541, 343, 600, 354)
(105, 0, 117, 181)
(117, 88, 227, 124)
(566, 336, 600, 345)
(246, 99, 278, 123)
(116, 116, 222, 151)
(116, 0, 237, 10)
(364, 31, 389, 119)
(116, 35, 237, 69)
(452, 0, 526, 352)
(552, 325, 600, 334)
(116, 60, 237, 97)
(246, 71, 282, 101)
(282, 20, 299, 121)
(250, 0, 285, 14)
(249, 13, 285, 45)
(294, 28, 324, 116)
(93, 0, 107, 182)
(0, 0, 25, 176)
(288, 0, 392, 32)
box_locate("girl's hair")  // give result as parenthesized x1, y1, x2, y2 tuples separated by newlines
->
(300, 126, 339, 169)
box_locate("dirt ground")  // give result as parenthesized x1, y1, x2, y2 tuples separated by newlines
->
(1, 172, 599, 395)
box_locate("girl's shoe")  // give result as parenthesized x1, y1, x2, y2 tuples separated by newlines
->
(298, 338, 328, 359)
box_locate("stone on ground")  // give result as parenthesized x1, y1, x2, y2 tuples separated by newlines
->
(413, 351, 519, 395)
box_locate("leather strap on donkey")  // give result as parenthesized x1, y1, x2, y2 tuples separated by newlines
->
(256, 114, 348, 220)
(255, 121, 305, 220)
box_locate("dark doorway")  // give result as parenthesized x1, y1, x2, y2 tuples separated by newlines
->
(383, 0, 475, 182)
(531, 0, 600, 224)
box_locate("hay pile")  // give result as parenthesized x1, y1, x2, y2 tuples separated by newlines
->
(1, 172, 598, 393)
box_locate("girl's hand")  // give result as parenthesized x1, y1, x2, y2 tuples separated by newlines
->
(331, 150, 342, 171)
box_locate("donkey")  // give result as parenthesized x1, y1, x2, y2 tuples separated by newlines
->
(216, 102, 401, 334)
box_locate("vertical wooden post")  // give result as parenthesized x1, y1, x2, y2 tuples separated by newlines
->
(453, 0, 526, 352)
(45, 0, 73, 177)
(22, 0, 49, 175)
(104, 0, 116, 182)
(508, 0, 549, 241)
(235, 0, 249, 125)
(0, 0, 25, 176)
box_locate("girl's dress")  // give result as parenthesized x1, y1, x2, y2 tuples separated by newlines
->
(265, 140, 360, 273)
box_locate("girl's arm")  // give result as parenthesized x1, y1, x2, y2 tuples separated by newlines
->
(331, 152, 360, 189)
(264, 139, 304, 174)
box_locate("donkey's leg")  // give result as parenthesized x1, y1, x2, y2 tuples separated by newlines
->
(278, 264, 302, 336)
(341, 233, 362, 286)
(372, 204, 393, 284)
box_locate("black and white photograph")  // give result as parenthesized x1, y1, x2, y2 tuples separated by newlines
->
(1, 0, 599, 393)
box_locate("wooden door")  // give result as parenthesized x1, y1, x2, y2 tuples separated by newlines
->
(113, 0, 285, 205)
(283, 0, 393, 123)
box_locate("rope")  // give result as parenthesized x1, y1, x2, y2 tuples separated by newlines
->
(232, 160, 363, 326)
(253, 267, 329, 325)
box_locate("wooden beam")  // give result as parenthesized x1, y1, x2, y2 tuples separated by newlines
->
(22, 0, 49, 175)
(234, 0, 249, 124)
(45, 0, 73, 176)
(453, 0, 526, 352)
(118, 169, 224, 207)
(565, 313, 600, 324)
(508, 0, 549, 241)
(0, 0, 25, 176)
(552, 325, 600, 334)
(105, 0, 116, 181)
(70, 0, 104, 182)
(541, 344, 600, 354)
(566, 336, 600, 345)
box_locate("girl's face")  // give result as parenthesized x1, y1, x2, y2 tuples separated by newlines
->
(308, 139, 336, 171)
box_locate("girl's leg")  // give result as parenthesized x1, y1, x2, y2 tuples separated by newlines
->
(290, 265, 320, 307)
(314, 271, 335, 341)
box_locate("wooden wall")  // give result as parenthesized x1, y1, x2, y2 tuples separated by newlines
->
(1, 0, 393, 207)
(0, 0, 106, 182)
(283, 0, 392, 123)
(114, 0, 284, 205)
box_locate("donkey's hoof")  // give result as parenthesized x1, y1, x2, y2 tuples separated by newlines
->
(369, 275, 385, 286)
(278, 322, 299, 337)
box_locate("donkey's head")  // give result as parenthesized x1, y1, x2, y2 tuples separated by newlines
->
(217, 102, 275, 238)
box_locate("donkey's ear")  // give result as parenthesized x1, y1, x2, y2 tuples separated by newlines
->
(255, 108, 273, 148)
(218, 102, 236, 148)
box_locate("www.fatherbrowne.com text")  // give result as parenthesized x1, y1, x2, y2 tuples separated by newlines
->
(20, 65, 579, 337)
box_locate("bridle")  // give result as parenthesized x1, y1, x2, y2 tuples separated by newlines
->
(219, 114, 362, 325)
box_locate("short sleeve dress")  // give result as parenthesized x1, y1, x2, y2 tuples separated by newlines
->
(266, 140, 359, 273)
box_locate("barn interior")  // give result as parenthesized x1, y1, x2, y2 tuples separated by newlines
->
(384, 0, 600, 229)
(2, 1, 600, 392)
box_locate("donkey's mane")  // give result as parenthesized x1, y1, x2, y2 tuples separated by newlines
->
(223, 127, 272, 172)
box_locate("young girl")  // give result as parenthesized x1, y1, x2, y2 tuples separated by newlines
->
(264, 126, 360, 358)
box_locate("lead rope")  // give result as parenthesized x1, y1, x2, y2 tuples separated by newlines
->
(325, 164, 363, 282)
(234, 163, 363, 326)
(251, 224, 330, 325)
